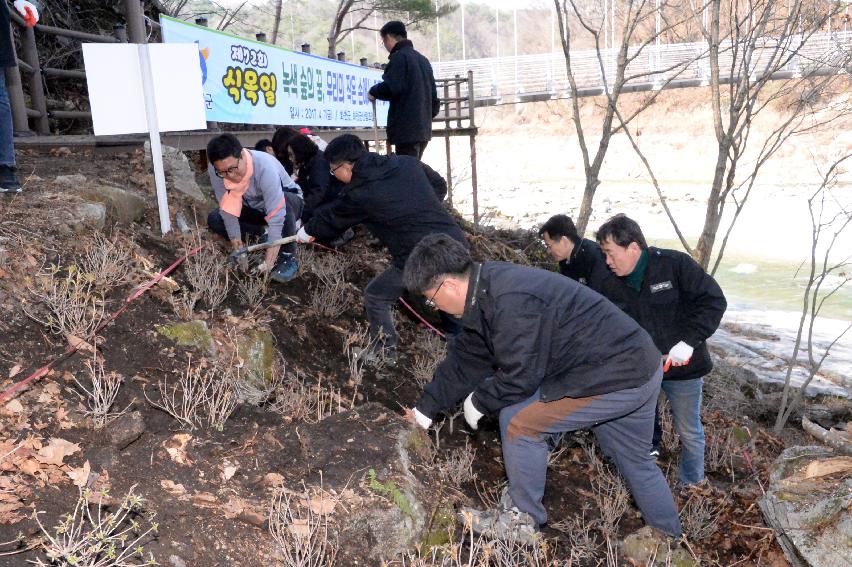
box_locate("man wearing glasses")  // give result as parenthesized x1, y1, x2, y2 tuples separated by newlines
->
(403, 233, 681, 543)
(207, 133, 303, 283)
(296, 134, 465, 365)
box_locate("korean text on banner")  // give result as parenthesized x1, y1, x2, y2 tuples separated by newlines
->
(160, 15, 389, 128)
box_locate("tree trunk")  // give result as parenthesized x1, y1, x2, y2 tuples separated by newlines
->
(271, 0, 283, 45)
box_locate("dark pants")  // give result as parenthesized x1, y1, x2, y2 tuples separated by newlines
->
(207, 192, 302, 256)
(394, 141, 428, 160)
(499, 363, 681, 537)
(364, 265, 405, 349)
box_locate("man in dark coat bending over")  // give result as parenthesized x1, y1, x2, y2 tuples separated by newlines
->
(403, 233, 681, 543)
(296, 135, 465, 365)
(368, 20, 439, 160)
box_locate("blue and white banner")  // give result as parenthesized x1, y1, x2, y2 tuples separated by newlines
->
(160, 15, 388, 128)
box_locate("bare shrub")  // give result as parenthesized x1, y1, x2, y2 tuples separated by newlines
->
(144, 357, 239, 431)
(235, 271, 269, 316)
(31, 485, 158, 567)
(585, 445, 629, 536)
(73, 352, 125, 429)
(473, 478, 507, 511)
(168, 287, 198, 321)
(344, 323, 384, 388)
(307, 254, 353, 318)
(436, 440, 477, 486)
(268, 489, 338, 567)
(271, 372, 347, 424)
(658, 398, 680, 454)
(680, 495, 723, 540)
(25, 265, 107, 340)
(551, 504, 600, 563)
(182, 237, 231, 314)
(410, 334, 446, 389)
(705, 424, 735, 473)
(78, 231, 134, 291)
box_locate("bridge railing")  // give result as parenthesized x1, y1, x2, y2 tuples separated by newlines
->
(433, 30, 852, 103)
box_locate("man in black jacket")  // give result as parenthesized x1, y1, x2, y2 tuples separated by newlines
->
(368, 21, 439, 160)
(539, 214, 612, 290)
(296, 135, 465, 362)
(403, 234, 681, 542)
(596, 214, 727, 486)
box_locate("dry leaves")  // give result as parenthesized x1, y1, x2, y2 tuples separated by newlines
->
(8, 364, 21, 378)
(160, 479, 187, 497)
(66, 460, 91, 487)
(35, 437, 80, 466)
(164, 433, 193, 466)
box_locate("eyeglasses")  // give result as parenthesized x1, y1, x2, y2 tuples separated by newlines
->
(425, 280, 446, 309)
(214, 157, 241, 178)
(329, 162, 346, 176)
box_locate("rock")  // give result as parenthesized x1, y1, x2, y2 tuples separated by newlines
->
(54, 173, 87, 186)
(144, 142, 208, 203)
(78, 184, 147, 226)
(64, 202, 106, 231)
(107, 411, 146, 450)
(156, 320, 216, 356)
(759, 446, 852, 567)
(234, 330, 274, 405)
(620, 526, 698, 567)
(168, 555, 187, 567)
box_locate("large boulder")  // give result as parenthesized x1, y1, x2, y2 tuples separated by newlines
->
(144, 142, 208, 203)
(63, 202, 106, 232)
(156, 320, 216, 357)
(79, 184, 147, 226)
(759, 446, 852, 567)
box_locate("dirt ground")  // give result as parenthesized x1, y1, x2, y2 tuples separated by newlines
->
(0, 146, 825, 566)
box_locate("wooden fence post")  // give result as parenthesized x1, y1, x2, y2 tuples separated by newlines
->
(125, 0, 146, 44)
(20, 26, 49, 135)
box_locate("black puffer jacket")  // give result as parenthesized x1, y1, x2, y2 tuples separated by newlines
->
(597, 247, 727, 381)
(416, 262, 662, 419)
(305, 152, 465, 268)
(368, 40, 439, 145)
(297, 153, 343, 223)
(559, 237, 614, 292)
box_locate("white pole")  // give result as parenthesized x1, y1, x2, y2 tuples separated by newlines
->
(436, 0, 442, 63)
(461, 0, 466, 60)
(514, 8, 518, 93)
(137, 44, 171, 235)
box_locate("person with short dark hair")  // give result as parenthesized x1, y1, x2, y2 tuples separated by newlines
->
(368, 20, 439, 160)
(538, 214, 612, 289)
(206, 133, 303, 283)
(254, 139, 274, 155)
(595, 213, 727, 485)
(403, 233, 681, 543)
(271, 126, 301, 174)
(295, 134, 466, 363)
(282, 133, 343, 223)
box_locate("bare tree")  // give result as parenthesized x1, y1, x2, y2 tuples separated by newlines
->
(773, 151, 852, 433)
(327, 0, 456, 59)
(554, 0, 703, 236)
(271, 0, 284, 44)
(690, 0, 850, 269)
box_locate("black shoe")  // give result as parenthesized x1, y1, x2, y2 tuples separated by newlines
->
(0, 165, 21, 194)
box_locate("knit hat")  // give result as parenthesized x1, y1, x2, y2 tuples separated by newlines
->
(380, 21, 407, 38)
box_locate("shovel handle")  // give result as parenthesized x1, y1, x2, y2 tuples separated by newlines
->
(229, 235, 299, 260)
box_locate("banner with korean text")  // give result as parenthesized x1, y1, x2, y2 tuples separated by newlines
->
(159, 15, 388, 128)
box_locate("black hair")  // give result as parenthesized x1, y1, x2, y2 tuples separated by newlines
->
(207, 133, 242, 163)
(539, 214, 579, 243)
(380, 20, 407, 39)
(272, 127, 300, 174)
(596, 214, 648, 250)
(287, 133, 319, 167)
(254, 139, 273, 152)
(403, 233, 472, 294)
(324, 134, 367, 165)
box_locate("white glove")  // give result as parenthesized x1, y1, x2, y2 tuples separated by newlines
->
(666, 341, 694, 367)
(463, 393, 484, 430)
(253, 261, 270, 274)
(14, 1, 39, 27)
(412, 407, 432, 430)
(296, 226, 315, 244)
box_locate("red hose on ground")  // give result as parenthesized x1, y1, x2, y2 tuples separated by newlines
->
(0, 246, 203, 403)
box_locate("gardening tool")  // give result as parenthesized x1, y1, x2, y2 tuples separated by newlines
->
(371, 98, 380, 153)
(227, 235, 299, 266)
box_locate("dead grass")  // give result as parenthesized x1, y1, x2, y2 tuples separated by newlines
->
(25, 265, 107, 341)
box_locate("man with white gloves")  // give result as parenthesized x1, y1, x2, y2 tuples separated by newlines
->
(404, 233, 681, 543)
(595, 214, 727, 486)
